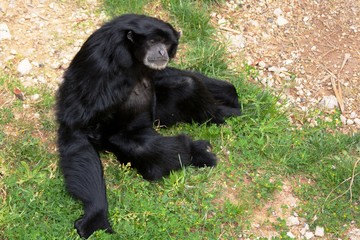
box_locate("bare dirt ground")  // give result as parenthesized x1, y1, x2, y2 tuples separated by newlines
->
(1, 0, 359, 132)
(212, 0, 360, 133)
(0, 0, 359, 239)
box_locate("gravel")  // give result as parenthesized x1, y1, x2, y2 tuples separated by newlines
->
(212, 0, 360, 132)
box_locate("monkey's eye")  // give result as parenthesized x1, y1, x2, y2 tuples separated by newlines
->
(148, 39, 156, 44)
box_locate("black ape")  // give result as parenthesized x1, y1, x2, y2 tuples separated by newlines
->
(154, 67, 240, 126)
(56, 14, 240, 238)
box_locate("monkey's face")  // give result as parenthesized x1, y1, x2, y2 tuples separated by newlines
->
(126, 30, 180, 70)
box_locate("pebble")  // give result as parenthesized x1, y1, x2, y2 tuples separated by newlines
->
(30, 94, 40, 101)
(340, 115, 347, 125)
(286, 216, 300, 226)
(0, 23, 11, 40)
(276, 16, 289, 26)
(319, 95, 339, 109)
(350, 111, 358, 118)
(17, 58, 33, 75)
(304, 231, 314, 239)
(315, 226, 325, 237)
(347, 119, 354, 125)
(274, 8, 283, 17)
(354, 118, 360, 125)
(258, 61, 266, 68)
(229, 34, 246, 49)
(287, 231, 296, 238)
(300, 224, 310, 235)
(284, 59, 294, 65)
(348, 228, 360, 240)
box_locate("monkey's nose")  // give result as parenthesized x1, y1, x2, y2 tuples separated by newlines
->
(159, 49, 166, 56)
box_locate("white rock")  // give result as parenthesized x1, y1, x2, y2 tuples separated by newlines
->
(268, 66, 281, 73)
(258, 61, 266, 68)
(300, 224, 310, 235)
(348, 228, 360, 240)
(305, 231, 314, 239)
(287, 231, 296, 238)
(218, 18, 227, 25)
(229, 34, 246, 49)
(276, 16, 289, 26)
(315, 226, 325, 237)
(30, 94, 40, 101)
(0, 23, 11, 40)
(274, 8, 283, 17)
(354, 118, 360, 125)
(17, 58, 33, 75)
(284, 59, 294, 65)
(347, 119, 354, 125)
(319, 95, 339, 109)
(286, 216, 300, 226)
(340, 115, 347, 125)
(350, 111, 358, 118)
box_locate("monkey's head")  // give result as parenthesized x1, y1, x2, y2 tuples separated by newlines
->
(71, 14, 181, 71)
(120, 15, 181, 70)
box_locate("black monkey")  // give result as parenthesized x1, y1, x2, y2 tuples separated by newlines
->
(153, 67, 240, 126)
(56, 14, 240, 238)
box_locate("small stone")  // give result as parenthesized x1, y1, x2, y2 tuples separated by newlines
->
(286, 216, 300, 226)
(305, 231, 314, 239)
(252, 223, 260, 228)
(268, 66, 281, 73)
(319, 95, 338, 109)
(274, 8, 283, 17)
(229, 34, 246, 49)
(340, 115, 347, 125)
(300, 224, 310, 235)
(348, 228, 360, 240)
(0, 23, 11, 41)
(347, 119, 354, 125)
(276, 16, 289, 26)
(30, 94, 40, 101)
(284, 59, 294, 65)
(287, 231, 296, 238)
(315, 226, 325, 237)
(258, 61, 266, 68)
(218, 18, 227, 25)
(354, 118, 360, 125)
(17, 58, 33, 75)
(350, 111, 358, 118)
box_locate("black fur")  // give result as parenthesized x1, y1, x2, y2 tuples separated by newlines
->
(56, 14, 240, 238)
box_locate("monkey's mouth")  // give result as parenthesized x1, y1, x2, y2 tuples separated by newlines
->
(148, 56, 169, 62)
(144, 58, 169, 70)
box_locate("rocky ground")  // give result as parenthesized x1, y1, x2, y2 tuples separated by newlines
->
(212, 0, 360, 132)
(0, 0, 359, 239)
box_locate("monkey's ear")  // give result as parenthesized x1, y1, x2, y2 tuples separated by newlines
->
(127, 31, 134, 42)
(177, 30, 182, 38)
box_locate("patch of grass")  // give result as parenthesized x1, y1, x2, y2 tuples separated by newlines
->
(1, 0, 359, 239)
(103, 0, 150, 17)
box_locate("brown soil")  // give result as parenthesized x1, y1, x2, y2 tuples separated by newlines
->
(212, 0, 360, 132)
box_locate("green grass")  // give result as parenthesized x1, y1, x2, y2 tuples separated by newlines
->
(0, 0, 359, 239)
